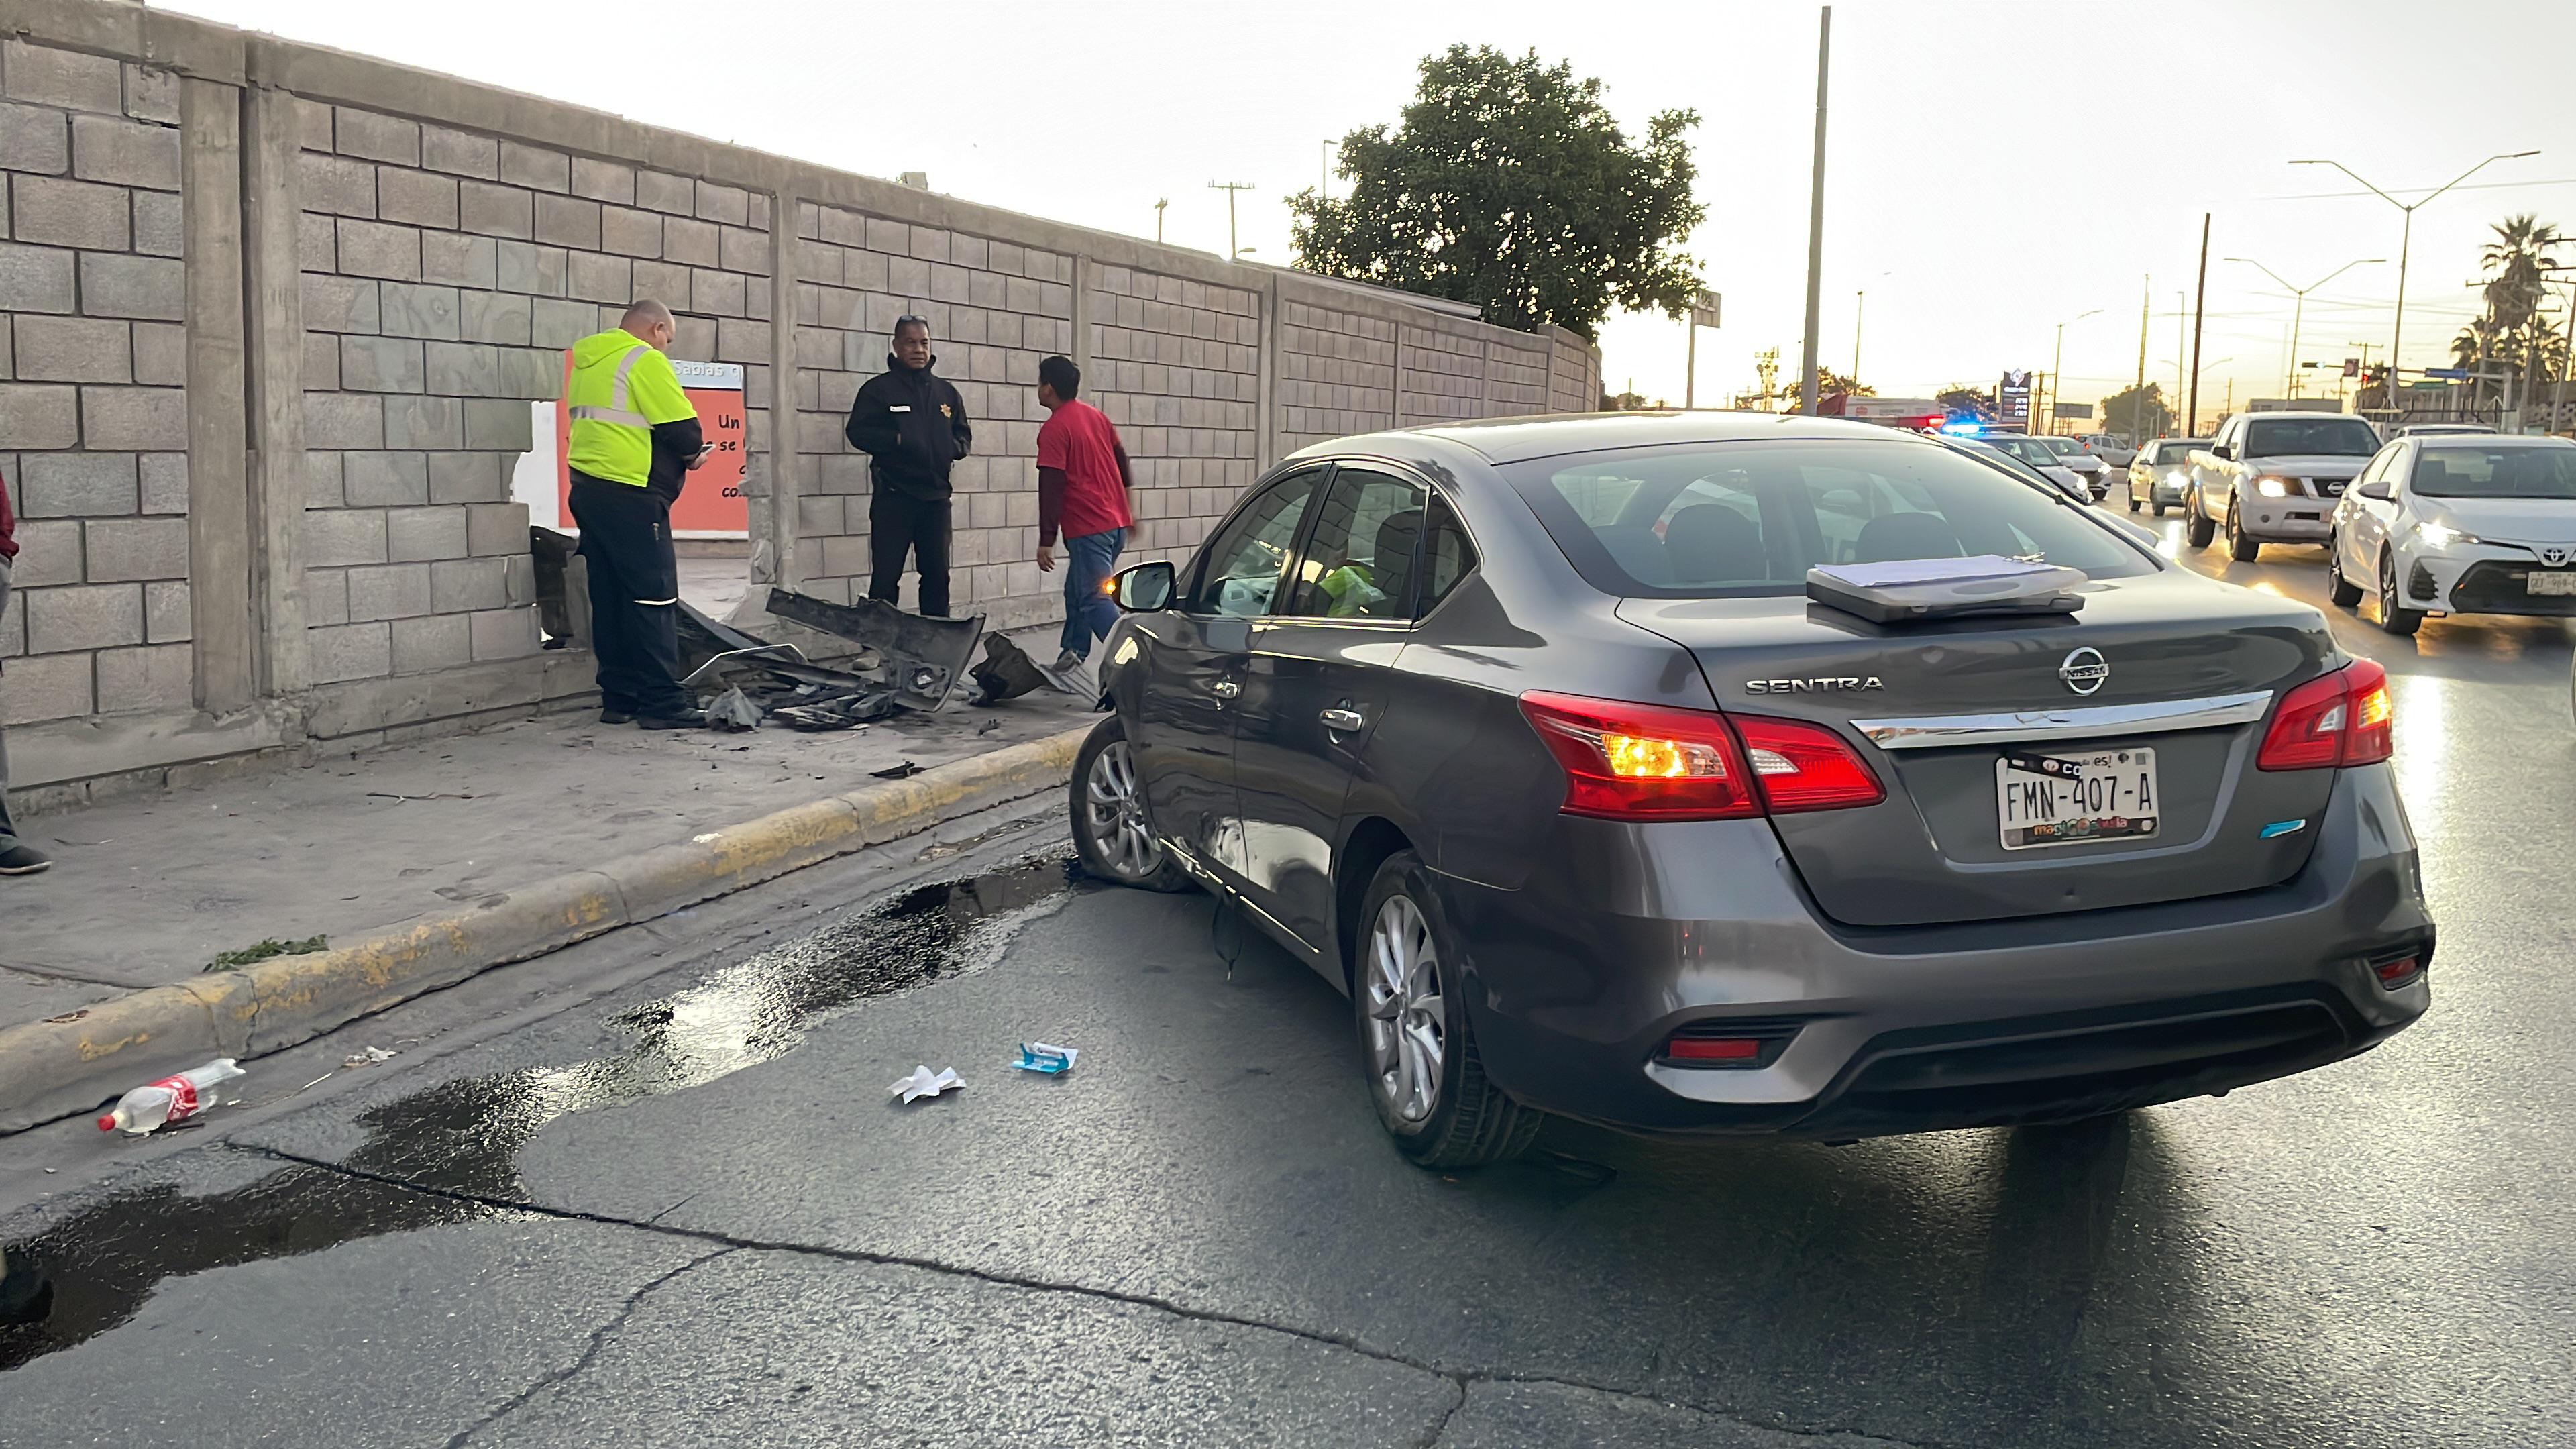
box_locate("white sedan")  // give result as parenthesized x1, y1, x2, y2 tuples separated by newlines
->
(2328, 435, 2576, 635)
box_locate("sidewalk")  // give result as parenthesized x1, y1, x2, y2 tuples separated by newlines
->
(0, 627, 1097, 1031)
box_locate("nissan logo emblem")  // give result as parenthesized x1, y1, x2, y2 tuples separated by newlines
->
(2059, 647, 2110, 696)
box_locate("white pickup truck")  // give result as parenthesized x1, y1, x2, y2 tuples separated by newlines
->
(2185, 411, 2383, 561)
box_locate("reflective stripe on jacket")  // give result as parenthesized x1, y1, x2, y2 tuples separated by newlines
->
(564, 329, 694, 487)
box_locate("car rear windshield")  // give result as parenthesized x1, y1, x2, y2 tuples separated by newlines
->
(2245, 417, 2380, 457)
(2151, 441, 2202, 463)
(1986, 437, 2062, 467)
(1505, 438, 2157, 598)
(2040, 437, 2084, 454)
(2411, 444, 2576, 499)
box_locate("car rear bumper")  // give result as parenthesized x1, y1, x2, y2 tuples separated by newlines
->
(1430, 763, 2430, 1139)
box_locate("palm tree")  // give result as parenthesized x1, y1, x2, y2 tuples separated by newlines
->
(2453, 315, 2505, 370)
(2470, 215, 2566, 396)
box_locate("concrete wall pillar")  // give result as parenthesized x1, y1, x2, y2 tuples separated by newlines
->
(178, 75, 254, 715)
(1070, 255, 1094, 379)
(1256, 273, 1281, 470)
(239, 81, 307, 695)
(762, 186, 801, 592)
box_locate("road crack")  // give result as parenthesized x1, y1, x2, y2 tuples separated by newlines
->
(441, 1246, 734, 1447)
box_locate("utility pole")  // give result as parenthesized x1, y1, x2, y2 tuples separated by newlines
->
(2188, 214, 2210, 436)
(2135, 274, 2150, 438)
(1851, 290, 1865, 391)
(1208, 180, 1255, 261)
(1796, 6, 1831, 415)
(1154, 197, 1167, 244)
(2050, 310, 2100, 435)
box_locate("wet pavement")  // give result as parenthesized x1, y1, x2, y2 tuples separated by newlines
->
(3, 510, 2573, 1446)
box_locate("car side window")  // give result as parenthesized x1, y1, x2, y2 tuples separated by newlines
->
(1285, 466, 1427, 621)
(1418, 492, 1477, 615)
(1189, 469, 1323, 618)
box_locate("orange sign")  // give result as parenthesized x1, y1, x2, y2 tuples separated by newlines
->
(555, 355, 750, 538)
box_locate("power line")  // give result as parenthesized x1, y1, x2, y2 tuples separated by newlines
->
(2254, 175, 2576, 203)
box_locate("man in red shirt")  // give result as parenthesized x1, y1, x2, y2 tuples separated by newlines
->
(0, 466, 50, 874)
(1032, 355, 1136, 672)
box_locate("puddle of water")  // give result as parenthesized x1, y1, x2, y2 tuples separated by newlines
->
(0, 856, 1083, 1371)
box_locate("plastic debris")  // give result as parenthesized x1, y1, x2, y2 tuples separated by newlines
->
(705, 686, 763, 732)
(342, 1046, 396, 1069)
(97, 1058, 244, 1135)
(1010, 1042, 1079, 1075)
(889, 1065, 963, 1103)
(871, 760, 924, 780)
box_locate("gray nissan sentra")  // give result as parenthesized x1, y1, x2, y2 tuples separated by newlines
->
(1069, 412, 2432, 1167)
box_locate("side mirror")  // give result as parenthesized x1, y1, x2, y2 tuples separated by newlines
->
(2211, 443, 2235, 461)
(2357, 480, 2394, 502)
(1112, 560, 1176, 613)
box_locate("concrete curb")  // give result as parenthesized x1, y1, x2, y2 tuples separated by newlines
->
(0, 723, 1095, 1132)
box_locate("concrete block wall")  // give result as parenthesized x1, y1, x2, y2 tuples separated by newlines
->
(0, 0, 1599, 804)
(0, 38, 190, 729)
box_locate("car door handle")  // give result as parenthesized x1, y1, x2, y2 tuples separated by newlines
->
(1320, 707, 1366, 732)
(1208, 680, 1240, 699)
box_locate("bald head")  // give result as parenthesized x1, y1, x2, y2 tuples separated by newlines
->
(623, 299, 675, 350)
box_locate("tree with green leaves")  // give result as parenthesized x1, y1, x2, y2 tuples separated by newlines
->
(1290, 46, 1705, 339)
(2099, 383, 2172, 441)
(1936, 385, 1994, 417)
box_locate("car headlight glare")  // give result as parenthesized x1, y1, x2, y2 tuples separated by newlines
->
(2414, 521, 2479, 547)
(2163, 470, 2188, 486)
(2254, 476, 2291, 498)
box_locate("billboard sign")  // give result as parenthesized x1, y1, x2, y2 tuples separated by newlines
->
(1690, 288, 1721, 330)
(1998, 370, 2033, 425)
(2055, 402, 2094, 420)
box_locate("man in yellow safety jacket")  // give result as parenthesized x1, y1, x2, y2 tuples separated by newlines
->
(564, 300, 707, 729)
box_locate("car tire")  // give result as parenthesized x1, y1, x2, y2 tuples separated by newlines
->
(2326, 533, 2363, 608)
(2126, 488, 2140, 513)
(1069, 716, 1193, 893)
(2225, 500, 2261, 563)
(2186, 494, 2216, 549)
(2379, 550, 2424, 636)
(2150, 499, 2169, 517)
(1354, 850, 1540, 1169)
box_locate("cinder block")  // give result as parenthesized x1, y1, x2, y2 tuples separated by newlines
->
(386, 505, 469, 561)
(631, 258, 690, 305)
(388, 611, 472, 674)
(504, 553, 537, 606)
(3, 40, 123, 114)
(297, 151, 376, 217)
(421, 340, 505, 398)
(144, 578, 189, 641)
(466, 501, 530, 557)
(136, 187, 182, 256)
(339, 335, 427, 394)
(292, 97, 333, 152)
(82, 515, 189, 581)
(378, 280, 462, 340)
(0, 101, 69, 172)
(301, 331, 339, 390)
(75, 252, 184, 321)
(494, 239, 565, 296)
(12, 175, 129, 250)
(565, 250, 631, 303)
(26, 581, 142, 652)
(341, 449, 430, 506)
(13, 315, 131, 383)
(302, 566, 349, 625)
(5, 519, 82, 585)
(529, 295, 598, 350)
(427, 451, 502, 504)
(818, 533, 870, 577)
(138, 451, 186, 514)
(345, 561, 432, 620)
(302, 272, 381, 334)
(635, 170, 692, 215)
(94, 641, 191, 712)
(376, 166, 458, 229)
(421, 231, 498, 290)
(459, 289, 531, 346)
(304, 506, 388, 568)
(661, 215, 718, 268)
(303, 390, 384, 449)
(78, 385, 185, 449)
(383, 394, 465, 449)
(333, 107, 419, 166)
(23, 450, 137, 517)
(796, 494, 845, 536)
(421, 124, 498, 180)
(747, 193, 770, 231)
(570, 156, 635, 205)
(0, 648, 91, 724)
(463, 398, 535, 452)
(498, 141, 570, 194)
(123, 64, 177, 125)
(298, 211, 335, 270)
(715, 318, 771, 364)
(0, 243, 76, 315)
(303, 450, 343, 508)
(307, 620, 391, 682)
(690, 182, 746, 227)
(533, 193, 601, 251)
(600, 204, 661, 260)
(692, 268, 746, 317)
(334, 218, 422, 281)
(460, 180, 536, 241)
(131, 321, 182, 386)
(429, 555, 510, 613)
(468, 604, 538, 661)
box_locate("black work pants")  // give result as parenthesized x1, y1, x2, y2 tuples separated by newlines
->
(569, 477, 693, 718)
(868, 490, 952, 617)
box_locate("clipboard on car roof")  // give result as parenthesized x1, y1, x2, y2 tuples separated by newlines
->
(1807, 555, 2086, 624)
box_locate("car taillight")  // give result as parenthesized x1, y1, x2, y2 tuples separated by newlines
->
(2257, 659, 2392, 770)
(1518, 692, 1882, 821)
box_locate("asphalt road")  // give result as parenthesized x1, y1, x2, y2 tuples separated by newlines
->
(4, 510, 2573, 1448)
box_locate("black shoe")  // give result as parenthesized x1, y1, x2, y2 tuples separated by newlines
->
(635, 712, 702, 731)
(600, 710, 634, 725)
(0, 843, 52, 876)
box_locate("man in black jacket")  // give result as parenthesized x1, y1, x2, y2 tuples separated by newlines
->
(844, 315, 973, 616)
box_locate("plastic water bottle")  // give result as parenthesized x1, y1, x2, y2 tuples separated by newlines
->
(95, 1059, 244, 1135)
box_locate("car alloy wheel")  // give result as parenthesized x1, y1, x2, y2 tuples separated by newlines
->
(2379, 550, 2423, 635)
(1364, 894, 1446, 1124)
(2226, 500, 2259, 563)
(1083, 741, 1159, 880)
(2328, 531, 2363, 608)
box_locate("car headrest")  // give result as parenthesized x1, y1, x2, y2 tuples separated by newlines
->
(1662, 504, 1767, 583)
(1855, 512, 1965, 564)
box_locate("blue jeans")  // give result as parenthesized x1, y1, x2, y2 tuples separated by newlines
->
(1060, 527, 1125, 659)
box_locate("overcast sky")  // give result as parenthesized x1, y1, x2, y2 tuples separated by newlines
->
(168, 0, 2576, 420)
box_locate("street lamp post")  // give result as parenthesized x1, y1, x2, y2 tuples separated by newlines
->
(2049, 309, 2101, 434)
(2226, 256, 2385, 398)
(2290, 151, 2538, 412)
(1796, 6, 1832, 415)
